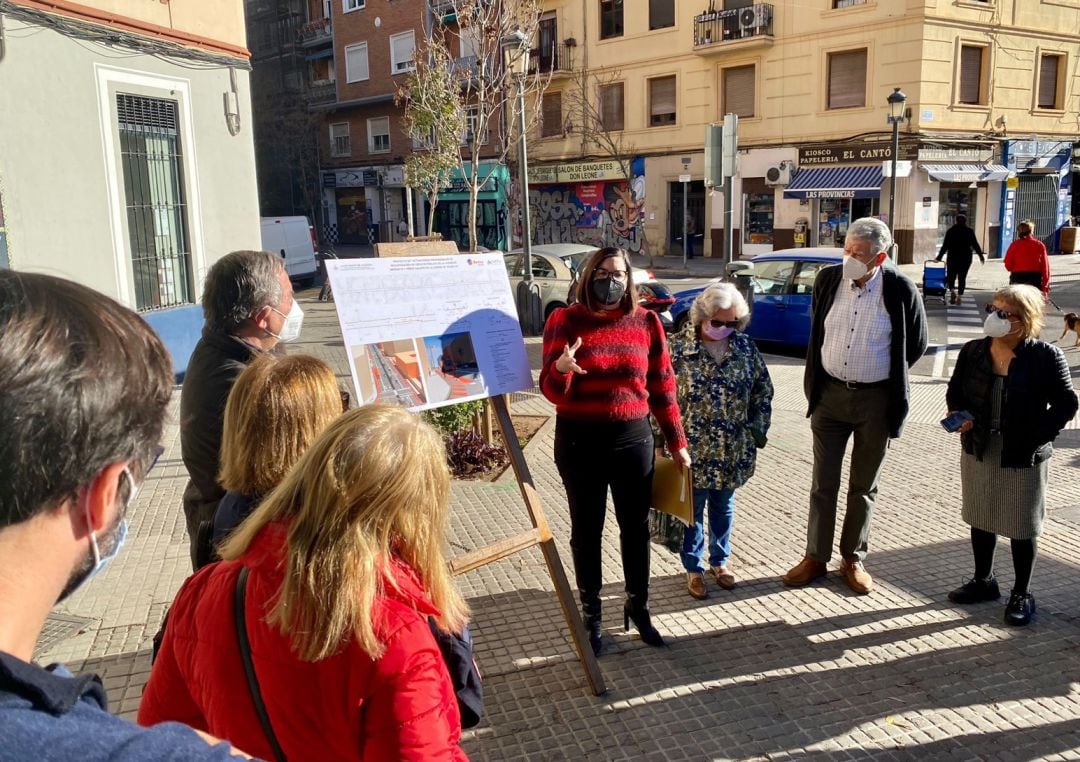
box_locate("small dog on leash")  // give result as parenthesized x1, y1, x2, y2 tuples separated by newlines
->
(1059, 313, 1080, 348)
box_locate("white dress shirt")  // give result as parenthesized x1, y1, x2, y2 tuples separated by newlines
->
(821, 267, 892, 383)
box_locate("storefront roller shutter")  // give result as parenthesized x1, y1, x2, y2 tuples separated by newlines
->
(828, 50, 866, 109)
(723, 65, 755, 118)
(1014, 174, 1059, 249)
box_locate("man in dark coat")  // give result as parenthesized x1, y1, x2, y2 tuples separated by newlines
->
(936, 215, 984, 305)
(784, 218, 928, 595)
(179, 250, 297, 569)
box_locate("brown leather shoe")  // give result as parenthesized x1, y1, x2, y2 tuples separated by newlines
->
(841, 559, 874, 594)
(687, 572, 708, 600)
(710, 566, 736, 590)
(782, 556, 828, 587)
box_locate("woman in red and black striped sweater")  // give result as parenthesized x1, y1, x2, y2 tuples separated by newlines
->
(541, 247, 690, 655)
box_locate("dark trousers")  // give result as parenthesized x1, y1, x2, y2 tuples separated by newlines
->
(182, 480, 219, 571)
(945, 255, 973, 295)
(1009, 271, 1044, 291)
(554, 417, 655, 613)
(807, 380, 891, 563)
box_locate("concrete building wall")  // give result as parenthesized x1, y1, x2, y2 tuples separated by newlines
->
(0, 14, 259, 307)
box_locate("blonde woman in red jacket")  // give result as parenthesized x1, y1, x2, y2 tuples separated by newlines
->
(139, 406, 470, 761)
(1004, 220, 1051, 296)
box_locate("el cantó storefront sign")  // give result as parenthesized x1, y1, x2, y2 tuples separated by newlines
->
(798, 141, 917, 166)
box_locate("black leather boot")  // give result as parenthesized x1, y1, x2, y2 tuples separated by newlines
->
(582, 608, 602, 656)
(623, 599, 665, 647)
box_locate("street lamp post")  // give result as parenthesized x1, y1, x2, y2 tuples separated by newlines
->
(502, 29, 543, 335)
(886, 87, 907, 261)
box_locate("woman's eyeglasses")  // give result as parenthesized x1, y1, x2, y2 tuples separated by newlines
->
(709, 319, 740, 329)
(984, 303, 1016, 320)
(593, 268, 628, 282)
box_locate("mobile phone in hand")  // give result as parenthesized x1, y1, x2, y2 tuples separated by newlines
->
(940, 411, 974, 433)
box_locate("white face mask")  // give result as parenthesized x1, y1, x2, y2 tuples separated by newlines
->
(842, 255, 869, 281)
(983, 313, 1014, 338)
(269, 300, 304, 343)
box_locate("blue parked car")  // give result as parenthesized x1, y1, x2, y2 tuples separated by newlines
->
(670, 248, 843, 347)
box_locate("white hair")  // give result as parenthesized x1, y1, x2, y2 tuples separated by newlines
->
(846, 217, 893, 256)
(689, 282, 750, 330)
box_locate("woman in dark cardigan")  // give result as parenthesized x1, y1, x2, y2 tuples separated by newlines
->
(945, 284, 1078, 626)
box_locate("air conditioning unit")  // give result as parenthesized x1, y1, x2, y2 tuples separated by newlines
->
(738, 7, 757, 35)
(765, 163, 793, 186)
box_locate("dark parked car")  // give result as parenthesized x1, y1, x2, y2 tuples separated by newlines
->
(669, 248, 843, 346)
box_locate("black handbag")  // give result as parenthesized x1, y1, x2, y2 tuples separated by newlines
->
(235, 567, 288, 762)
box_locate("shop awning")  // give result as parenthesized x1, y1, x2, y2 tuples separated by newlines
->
(922, 164, 1010, 183)
(783, 165, 884, 199)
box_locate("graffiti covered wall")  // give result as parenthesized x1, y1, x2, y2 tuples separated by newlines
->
(527, 157, 647, 254)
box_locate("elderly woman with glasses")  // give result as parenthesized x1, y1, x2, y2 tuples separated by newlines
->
(541, 246, 690, 655)
(945, 285, 1077, 626)
(658, 283, 773, 600)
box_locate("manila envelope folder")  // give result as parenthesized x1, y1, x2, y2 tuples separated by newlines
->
(651, 458, 694, 525)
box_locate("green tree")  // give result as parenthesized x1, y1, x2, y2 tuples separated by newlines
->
(398, 41, 465, 236)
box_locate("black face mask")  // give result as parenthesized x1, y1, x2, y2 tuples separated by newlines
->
(591, 278, 626, 306)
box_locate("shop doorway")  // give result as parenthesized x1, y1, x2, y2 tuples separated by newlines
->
(430, 199, 503, 251)
(936, 184, 978, 250)
(814, 197, 879, 248)
(335, 189, 369, 244)
(669, 180, 706, 257)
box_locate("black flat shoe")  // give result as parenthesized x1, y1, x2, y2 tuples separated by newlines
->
(1004, 591, 1036, 626)
(948, 576, 1001, 604)
(623, 601, 666, 647)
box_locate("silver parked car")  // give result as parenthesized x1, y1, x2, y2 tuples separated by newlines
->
(504, 244, 675, 327)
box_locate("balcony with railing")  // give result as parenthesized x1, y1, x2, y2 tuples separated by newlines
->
(305, 81, 336, 106)
(298, 17, 332, 47)
(531, 41, 576, 78)
(693, 3, 774, 53)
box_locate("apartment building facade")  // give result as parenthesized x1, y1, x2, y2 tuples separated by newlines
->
(528, 0, 1079, 263)
(0, 0, 260, 373)
(265, 0, 506, 248)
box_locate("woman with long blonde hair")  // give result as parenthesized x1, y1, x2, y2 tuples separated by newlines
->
(211, 353, 343, 552)
(140, 406, 471, 761)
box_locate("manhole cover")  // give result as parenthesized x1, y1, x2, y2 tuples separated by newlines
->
(34, 613, 96, 659)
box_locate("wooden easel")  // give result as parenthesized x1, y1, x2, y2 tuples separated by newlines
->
(367, 246, 606, 695)
(448, 394, 606, 696)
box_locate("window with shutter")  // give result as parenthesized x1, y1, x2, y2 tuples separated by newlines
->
(649, 0, 674, 30)
(541, 92, 563, 137)
(330, 122, 351, 157)
(390, 31, 416, 74)
(344, 42, 369, 83)
(649, 76, 677, 126)
(1037, 54, 1061, 109)
(827, 50, 866, 109)
(367, 117, 390, 153)
(598, 83, 624, 131)
(959, 45, 984, 105)
(723, 65, 755, 118)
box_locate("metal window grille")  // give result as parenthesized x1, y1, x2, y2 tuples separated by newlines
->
(116, 94, 193, 312)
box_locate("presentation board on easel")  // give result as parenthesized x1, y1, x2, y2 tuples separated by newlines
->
(325, 254, 606, 696)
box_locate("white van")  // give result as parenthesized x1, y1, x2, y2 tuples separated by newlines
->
(260, 216, 319, 284)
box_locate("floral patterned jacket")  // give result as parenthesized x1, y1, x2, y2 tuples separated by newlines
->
(656, 327, 774, 490)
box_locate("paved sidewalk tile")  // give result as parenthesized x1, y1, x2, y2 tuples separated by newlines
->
(34, 290, 1080, 759)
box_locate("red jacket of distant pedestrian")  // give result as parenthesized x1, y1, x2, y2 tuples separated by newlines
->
(138, 523, 467, 761)
(1004, 236, 1051, 292)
